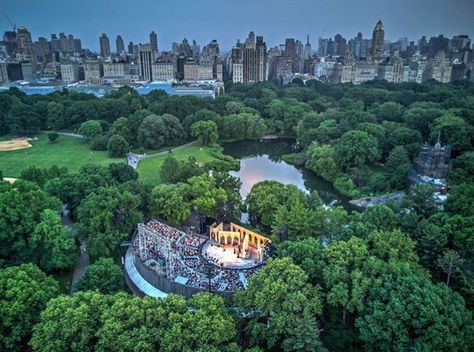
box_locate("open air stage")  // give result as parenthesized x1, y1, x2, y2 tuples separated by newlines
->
(201, 240, 261, 270)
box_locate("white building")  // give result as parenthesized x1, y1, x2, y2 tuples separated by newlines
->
(152, 62, 175, 80)
(103, 62, 129, 77)
(232, 62, 243, 83)
(0, 61, 9, 84)
(60, 63, 80, 83)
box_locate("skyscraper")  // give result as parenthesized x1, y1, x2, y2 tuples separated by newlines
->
(150, 31, 158, 53)
(99, 33, 111, 58)
(16, 26, 35, 65)
(116, 35, 124, 54)
(304, 35, 312, 60)
(256, 36, 267, 82)
(138, 44, 155, 81)
(371, 20, 385, 62)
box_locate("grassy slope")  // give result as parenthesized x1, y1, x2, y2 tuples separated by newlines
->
(0, 134, 124, 177)
(137, 145, 216, 186)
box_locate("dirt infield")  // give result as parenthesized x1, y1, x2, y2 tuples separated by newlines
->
(0, 138, 33, 151)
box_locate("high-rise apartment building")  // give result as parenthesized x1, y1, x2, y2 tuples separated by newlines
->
(99, 33, 111, 58)
(116, 35, 125, 54)
(255, 36, 267, 82)
(16, 26, 35, 66)
(138, 44, 155, 81)
(150, 31, 158, 54)
(371, 20, 385, 62)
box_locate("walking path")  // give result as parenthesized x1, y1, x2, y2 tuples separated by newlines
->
(60, 208, 90, 294)
(70, 240, 90, 294)
(40, 131, 84, 138)
(126, 141, 197, 169)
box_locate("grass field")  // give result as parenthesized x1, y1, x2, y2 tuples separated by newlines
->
(0, 133, 124, 177)
(137, 145, 216, 186)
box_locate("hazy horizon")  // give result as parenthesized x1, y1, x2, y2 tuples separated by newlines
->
(2, 0, 474, 52)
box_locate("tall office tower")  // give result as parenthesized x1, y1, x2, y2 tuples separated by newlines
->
(192, 40, 200, 58)
(59, 32, 68, 51)
(304, 35, 311, 59)
(371, 19, 385, 62)
(318, 37, 329, 56)
(243, 42, 256, 83)
(73, 38, 82, 52)
(3, 31, 18, 57)
(138, 44, 155, 81)
(16, 26, 35, 65)
(285, 38, 296, 57)
(353, 32, 363, 58)
(150, 31, 158, 53)
(33, 37, 52, 63)
(172, 42, 179, 54)
(296, 40, 304, 58)
(256, 36, 267, 81)
(116, 35, 125, 54)
(50, 34, 60, 52)
(334, 34, 347, 56)
(245, 31, 256, 49)
(128, 41, 134, 55)
(99, 33, 111, 58)
(67, 34, 75, 51)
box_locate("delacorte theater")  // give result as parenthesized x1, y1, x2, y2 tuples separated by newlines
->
(124, 218, 271, 298)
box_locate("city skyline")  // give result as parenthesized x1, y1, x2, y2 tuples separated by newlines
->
(2, 0, 473, 52)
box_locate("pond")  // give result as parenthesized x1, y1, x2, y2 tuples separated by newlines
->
(223, 138, 353, 211)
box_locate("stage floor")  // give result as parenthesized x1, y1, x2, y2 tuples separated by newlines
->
(202, 240, 260, 270)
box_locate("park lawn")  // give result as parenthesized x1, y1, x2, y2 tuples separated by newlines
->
(0, 133, 124, 177)
(137, 144, 216, 186)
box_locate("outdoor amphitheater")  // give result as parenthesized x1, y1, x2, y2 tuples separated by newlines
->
(127, 219, 271, 297)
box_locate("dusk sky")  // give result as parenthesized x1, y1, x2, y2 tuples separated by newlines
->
(2, 0, 474, 52)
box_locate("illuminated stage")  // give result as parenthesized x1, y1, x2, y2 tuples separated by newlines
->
(202, 240, 260, 269)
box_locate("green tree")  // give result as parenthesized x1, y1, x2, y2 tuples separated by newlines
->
(276, 238, 325, 283)
(30, 291, 116, 352)
(161, 113, 186, 145)
(76, 257, 124, 294)
(79, 120, 103, 142)
(137, 114, 167, 149)
(0, 264, 59, 351)
(107, 163, 138, 184)
(159, 153, 181, 183)
(191, 120, 219, 145)
(385, 145, 411, 189)
(356, 273, 474, 351)
(0, 180, 61, 266)
(335, 130, 381, 170)
(107, 134, 129, 157)
(46, 101, 65, 131)
(445, 183, 474, 216)
(235, 258, 325, 352)
(150, 183, 191, 224)
(437, 249, 464, 287)
(77, 187, 142, 259)
(31, 209, 77, 272)
(186, 175, 227, 217)
(246, 181, 306, 228)
(323, 237, 369, 325)
(362, 205, 398, 231)
(305, 143, 340, 182)
(110, 116, 133, 143)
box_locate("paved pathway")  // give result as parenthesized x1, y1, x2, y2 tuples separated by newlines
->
(60, 208, 90, 294)
(127, 141, 197, 169)
(40, 131, 84, 138)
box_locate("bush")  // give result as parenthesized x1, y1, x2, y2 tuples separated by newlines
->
(334, 176, 359, 198)
(47, 131, 59, 143)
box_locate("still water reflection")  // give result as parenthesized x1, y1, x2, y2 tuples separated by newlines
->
(223, 139, 352, 209)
